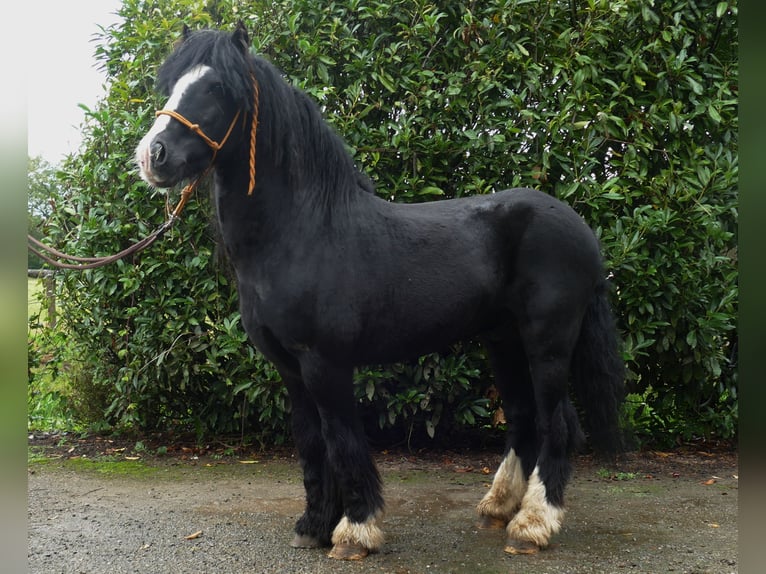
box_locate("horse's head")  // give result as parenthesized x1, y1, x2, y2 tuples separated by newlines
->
(136, 24, 253, 188)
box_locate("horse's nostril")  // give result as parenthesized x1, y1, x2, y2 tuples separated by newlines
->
(151, 141, 166, 165)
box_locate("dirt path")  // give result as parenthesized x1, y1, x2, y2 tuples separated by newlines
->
(28, 443, 738, 574)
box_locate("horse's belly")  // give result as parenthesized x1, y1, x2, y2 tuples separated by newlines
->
(331, 290, 499, 365)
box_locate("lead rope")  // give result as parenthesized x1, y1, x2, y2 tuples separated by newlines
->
(29, 79, 261, 270)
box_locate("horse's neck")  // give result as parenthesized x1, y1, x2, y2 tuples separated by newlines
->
(212, 162, 366, 264)
(211, 93, 380, 261)
(212, 166, 277, 258)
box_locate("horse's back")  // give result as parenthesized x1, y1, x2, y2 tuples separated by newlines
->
(427, 187, 605, 286)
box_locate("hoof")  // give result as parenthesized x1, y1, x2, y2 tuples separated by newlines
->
(477, 515, 508, 530)
(504, 538, 541, 555)
(291, 534, 323, 549)
(328, 542, 369, 561)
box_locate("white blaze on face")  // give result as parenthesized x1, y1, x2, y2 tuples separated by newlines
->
(135, 64, 213, 185)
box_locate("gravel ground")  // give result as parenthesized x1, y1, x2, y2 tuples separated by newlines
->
(28, 442, 738, 574)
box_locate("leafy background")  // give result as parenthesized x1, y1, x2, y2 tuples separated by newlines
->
(29, 0, 738, 449)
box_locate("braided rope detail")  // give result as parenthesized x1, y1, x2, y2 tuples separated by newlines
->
(247, 80, 260, 196)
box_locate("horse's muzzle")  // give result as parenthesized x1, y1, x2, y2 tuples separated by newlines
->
(136, 135, 176, 188)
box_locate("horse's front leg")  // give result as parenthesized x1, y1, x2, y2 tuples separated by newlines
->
(301, 356, 385, 560)
(284, 374, 343, 549)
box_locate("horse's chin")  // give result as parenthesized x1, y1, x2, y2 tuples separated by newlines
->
(137, 163, 191, 190)
(139, 172, 171, 189)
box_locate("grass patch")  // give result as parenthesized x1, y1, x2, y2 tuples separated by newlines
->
(27, 447, 52, 465)
(63, 457, 159, 478)
(28, 448, 160, 479)
(597, 468, 638, 481)
(28, 277, 43, 317)
(28, 276, 53, 331)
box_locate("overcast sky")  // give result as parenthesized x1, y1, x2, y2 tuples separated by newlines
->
(28, 0, 123, 163)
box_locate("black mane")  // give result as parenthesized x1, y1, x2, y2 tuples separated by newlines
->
(158, 26, 374, 201)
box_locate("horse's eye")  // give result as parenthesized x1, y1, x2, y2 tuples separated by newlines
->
(209, 83, 225, 96)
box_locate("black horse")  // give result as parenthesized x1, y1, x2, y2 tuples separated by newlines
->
(136, 23, 624, 560)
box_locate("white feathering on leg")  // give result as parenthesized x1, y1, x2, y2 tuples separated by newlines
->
(477, 449, 528, 523)
(507, 466, 565, 548)
(331, 513, 384, 551)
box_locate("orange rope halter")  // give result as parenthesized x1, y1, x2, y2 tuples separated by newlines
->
(154, 108, 241, 155)
(155, 77, 260, 201)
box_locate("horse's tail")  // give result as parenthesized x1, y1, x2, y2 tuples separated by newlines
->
(570, 279, 626, 457)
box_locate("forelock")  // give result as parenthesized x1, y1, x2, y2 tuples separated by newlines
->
(156, 28, 255, 111)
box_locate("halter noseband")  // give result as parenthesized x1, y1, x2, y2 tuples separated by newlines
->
(155, 108, 242, 158)
(154, 78, 260, 204)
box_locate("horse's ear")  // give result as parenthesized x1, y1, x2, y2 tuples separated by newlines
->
(173, 24, 192, 49)
(232, 20, 250, 54)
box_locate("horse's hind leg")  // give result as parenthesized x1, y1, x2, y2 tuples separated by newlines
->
(503, 314, 585, 555)
(477, 337, 538, 529)
(300, 356, 384, 560)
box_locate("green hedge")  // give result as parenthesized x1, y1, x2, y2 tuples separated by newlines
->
(34, 0, 737, 447)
